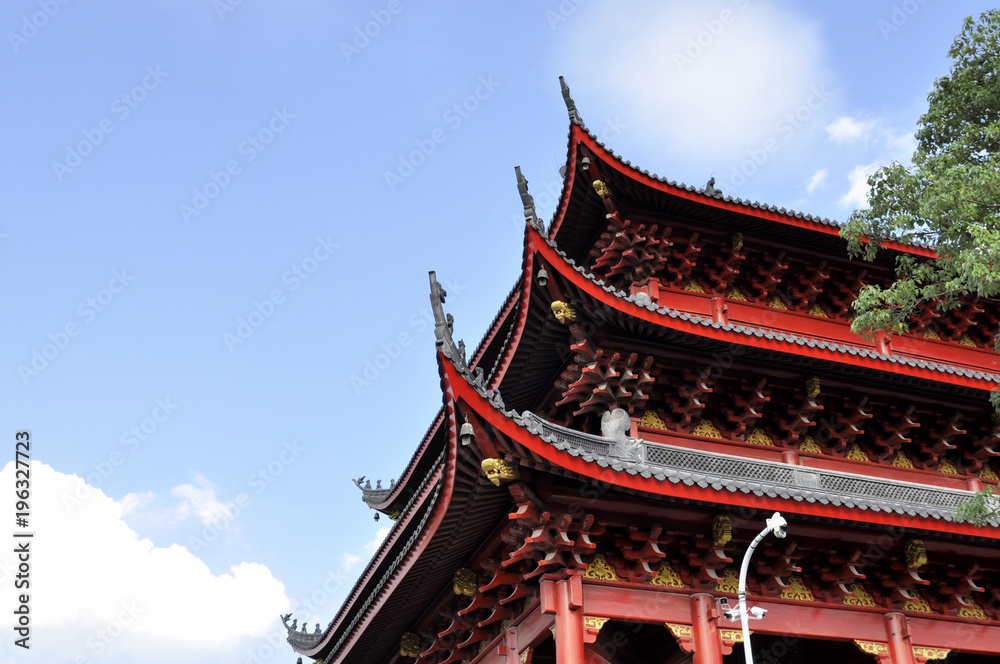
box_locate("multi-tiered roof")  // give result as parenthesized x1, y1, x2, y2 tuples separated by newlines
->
(286, 79, 1000, 664)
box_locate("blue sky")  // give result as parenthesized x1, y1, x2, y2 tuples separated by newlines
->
(1, 1, 996, 662)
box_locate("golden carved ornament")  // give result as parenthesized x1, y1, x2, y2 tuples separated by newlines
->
(481, 458, 518, 486)
(387, 509, 401, 521)
(715, 568, 739, 594)
(799, 436, 821, 453)
(400, 632, 420, 658)
(550, 300, 577, 324)
(664, 623, 692, 639)
(892, 451, 915, 469)
(718, 629, 746, 643)
(938, 460, 958, 475)
(683, 279, 707, 294)
(923, 327, 941, 340)
(808, 303, 829, 318)
(853, 640, 888, 656)
(592, 180, 612, 199)
(453, 567, 477, 596)
(712, 515, 733, 547)
(585, 553, 620, 581)
(779, 575, 816, 602)
(902, 589, 933, 614)
(959, 333, 977, 347)
(583, 616, 609, 632)
(693, 419, 723, 439)
(731, 232, 744, 252)
(727, 287, 749, 302)
(649, 561, 685, 588)
(519, 647, 533, 664)
(912, 646, 950, 660)
(847, 444, 870, 462)
(956, 597, 988, 620)
(768, 295, 788, 310)
(905, 539, 927, 569)
(981, 464, 999, 483)
(640, 410, 670, 432)
(806, 376, 821, 399)
(842, 583, 877, 608)
(746, 428, 774, 446)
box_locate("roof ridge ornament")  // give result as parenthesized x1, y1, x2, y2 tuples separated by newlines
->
(559, 76, 583, 126)
(514, 166, 544, 233)
(429, 271, 469, 371)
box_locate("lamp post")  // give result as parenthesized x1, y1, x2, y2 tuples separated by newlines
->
(736, 512, 788, 664)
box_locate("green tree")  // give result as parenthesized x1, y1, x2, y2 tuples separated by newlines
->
(843, 10, 1000, 396)
(841, 11, 1000, 526)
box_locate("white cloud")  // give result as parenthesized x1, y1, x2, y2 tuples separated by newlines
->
(839, 162, 882, 210)
(806, 168, 827, 194)
(170, 474, 249, 527)
(824, 116, 876, 143)
(120, 490, 155, 515)
(364, 526, 391, 555)
(0, 462, 290, 664)
(563, 1, 831, 160)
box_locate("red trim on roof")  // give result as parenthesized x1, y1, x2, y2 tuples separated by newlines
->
(443, 357, 1000, 540)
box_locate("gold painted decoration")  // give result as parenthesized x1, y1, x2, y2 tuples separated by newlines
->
(842, 583, 877, 607)
(718, 629, 746, 643)
(583, 616, 610, 632)
(957, 597, 988, 620)
(519, 647, 533, 664)
(905, 539, 927, 569)
(683, 279, 706, 293)
(649, 561, 685, 588)
(746, 428, 774, 446)
(854, 640, 888, 656)
(585, 554, 620, 581)
(727, 287, 749, 302)
(799, 436, 822, 453)
(923, 327, 942, 340)
(481, 458, 518, 486)
(387, 509, 402, 521)
(550, 301, 577, 324)
(807, 303, 829, 318)
(715, 568, 739, 594)
(938, 460, 958, 475)
(981, 464, 999, 483)
(912, 647, 950, 660)
(903, 589, 933, 614)
(806, 376, 821, 399)
(712, 515, 733, 547)
(592, 180, 612, 199)
(892, 451, 915, 469)
(400, 633, 420, 658)
(693, 419, 723, 439)
(453, 568, 477, 596)
(779, 575, 816, 602)
(847, 444, 870, 462)
(768, 295, 788, 310)
(959, 334, 977, 347)
(665, 623, 693, 639)
(731, 233, 744, 252)
(640, 410, 670, 432)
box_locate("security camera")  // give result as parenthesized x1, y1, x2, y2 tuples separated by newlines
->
(766, 512, 788, 539)
(723, 608, 741, 621)
(749, 606, 767, 620)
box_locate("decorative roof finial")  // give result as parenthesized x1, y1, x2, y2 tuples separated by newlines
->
(514, 166, 543, 232)
(559, 76, 582, 126)
(428, 271, 467, 369)
(705, 176, 722, 197)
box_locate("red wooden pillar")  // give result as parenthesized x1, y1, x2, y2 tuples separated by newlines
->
(884, 613, 916, 664)
(690, 593, 724, 664)
(554, 576, 585, 664)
